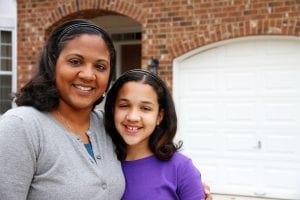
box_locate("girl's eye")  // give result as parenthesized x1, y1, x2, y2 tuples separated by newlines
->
(118, 104, 129, 108)
(141, 106, 151, 111)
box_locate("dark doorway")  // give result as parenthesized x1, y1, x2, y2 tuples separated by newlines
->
(121, 44, 141, 73)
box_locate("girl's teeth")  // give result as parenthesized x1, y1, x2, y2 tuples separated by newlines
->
(128, 127, 138, 131)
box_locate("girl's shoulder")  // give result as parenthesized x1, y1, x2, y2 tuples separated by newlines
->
(171, 152, 192, 162)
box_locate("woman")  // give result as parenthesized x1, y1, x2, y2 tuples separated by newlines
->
(0, 19, 125, 199)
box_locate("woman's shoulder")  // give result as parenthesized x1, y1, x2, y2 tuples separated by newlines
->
(90, 108, 109, 137)
(1, 106, 42, 120)
(91, 108, 104, 119)
(0, 106, 52, 132)
(0, 106, 50, 142)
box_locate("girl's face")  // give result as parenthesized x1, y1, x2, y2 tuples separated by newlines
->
(114, 81, 164, 152)
(55, 34, 110, 111)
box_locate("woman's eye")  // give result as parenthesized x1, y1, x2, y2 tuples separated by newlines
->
(95, 64, 107, 71)
(69, 59, 81, 66)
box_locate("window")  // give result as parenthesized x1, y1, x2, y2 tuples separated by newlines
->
(0, 30, 13, 114)
(111, 32, 141, 42)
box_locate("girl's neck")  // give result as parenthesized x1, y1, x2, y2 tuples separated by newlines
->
(126, 145, 153, 161)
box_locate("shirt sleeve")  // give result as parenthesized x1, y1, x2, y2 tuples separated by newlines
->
(177, 158, 206, 200)
(0, 114, 37, 200)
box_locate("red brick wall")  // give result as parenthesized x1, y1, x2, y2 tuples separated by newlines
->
(17, 0, 300, 89)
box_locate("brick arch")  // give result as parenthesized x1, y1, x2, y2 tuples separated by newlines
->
(41, 0, 146, 33)
(170, 18, 300, 58)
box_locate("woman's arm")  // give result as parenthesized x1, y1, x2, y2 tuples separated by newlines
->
(0, 114, 36, 200)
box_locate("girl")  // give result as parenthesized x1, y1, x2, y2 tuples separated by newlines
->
(105, 69, 206, 200)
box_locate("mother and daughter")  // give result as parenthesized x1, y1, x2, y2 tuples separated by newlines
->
(0, 19, 210, 200)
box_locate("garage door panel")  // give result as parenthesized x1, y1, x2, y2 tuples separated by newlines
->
(265, 40, 300, 54)
(223, 102, 256, 122)
(220, 42, 257, 58)
(174, 37, 300, 199)
(225, 164, 256, 186)
(224, 129, 259, 159)
(263, 163, 300, 199)
(191, 159, 219, 188)
(186, 102, 218, 121)
(220, 161, 259, 195)
(224, 132, 258, 153)
(223, 71, 256, 92)
(183, 99, 258, 126)
(262, 100, 300, 127)
(180, 70, 218, 96)
(262, 130, 299, 161)
(184, 128, 260, 159)
(262, 68, 300, 94)
(187, 131, 218, 153)
(189, 155, 259, 195)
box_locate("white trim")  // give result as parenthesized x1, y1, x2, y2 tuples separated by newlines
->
(0, 27, 17, 110)
(0, 18, 15, 28)
(0, 0, 17, 110)
(0, 71, 13, 75)
(0, 0, 16, 28)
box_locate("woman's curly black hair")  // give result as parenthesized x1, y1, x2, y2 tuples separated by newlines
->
(104, 69, 182, 161)
(14, 19, 116, 111)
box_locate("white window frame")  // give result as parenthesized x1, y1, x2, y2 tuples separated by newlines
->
(0, 28, 16, 114)
(0, 3, 17, 114)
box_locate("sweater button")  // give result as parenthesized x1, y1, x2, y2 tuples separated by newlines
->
(101, 183, 107, 190)
(96, 155, 102, 160)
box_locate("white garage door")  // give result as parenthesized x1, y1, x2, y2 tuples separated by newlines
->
(173, 37, 300, 200)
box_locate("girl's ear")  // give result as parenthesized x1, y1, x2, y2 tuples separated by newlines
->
(157, 109, 164, 125)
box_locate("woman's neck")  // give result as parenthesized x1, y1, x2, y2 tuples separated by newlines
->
(51, 106, 91, 143)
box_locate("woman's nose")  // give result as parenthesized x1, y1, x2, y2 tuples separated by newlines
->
(78, 65, 96, 81)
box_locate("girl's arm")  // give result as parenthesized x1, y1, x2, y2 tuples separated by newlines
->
(177, 158, 206, 200)
(203, 182, 212, 200)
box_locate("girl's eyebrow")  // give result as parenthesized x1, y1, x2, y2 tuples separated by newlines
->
(117, 98, 155, 105)
(140, 101, 155, 105)
(116, 98, 129, 102)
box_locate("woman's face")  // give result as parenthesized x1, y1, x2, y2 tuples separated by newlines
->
(55, 34, 110, 111)
(113, 81, 164, 151)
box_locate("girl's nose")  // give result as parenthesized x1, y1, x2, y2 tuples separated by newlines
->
(125, 111, 141, 122)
